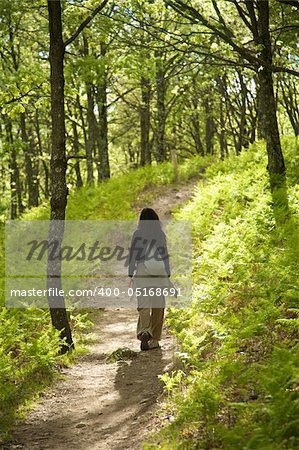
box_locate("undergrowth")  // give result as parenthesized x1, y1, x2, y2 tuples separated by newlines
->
(144, 137, 299, 449)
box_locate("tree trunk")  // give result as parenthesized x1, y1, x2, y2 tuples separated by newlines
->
(29, 128, 39, 207)
(6, 117, 24, 216)
(204, 97, 215, 154)
(258, 69, 286, 183)
(236, 71, 249, 154)
(83, 34, 95, 184)
(155, 52, 166, 162)
(219, 75, 238, 152)
(219, 95, 228, 160)
(96, 42, 110, 182)
(248, 92, 258, 144)
(191, 94, 204, 156)
(72, 119, 84, 188)
(255, 0, 289, 223)
(20, 113, 39, 208)
(47, 0, 74, 353)
(20, 113, 32, 205)
(76, 93, 88, 148)
(10, 145, 18, 219)
(171, 147, 179, 182)
(35, 110, 50, 199)
(86, 83, 97, 184)
(0, 123, 5, 194)
(256, 79, 264, 140)
(140, 76, 151, 165)
(257, 2, 286, 191)
(4, 118, 22, 218)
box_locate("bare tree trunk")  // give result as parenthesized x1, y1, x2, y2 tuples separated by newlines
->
(155, 51, 166, 162)
(140, 76, 151, 165)
(236, 71, 249, 154)
(10, 147, 18, 219)
(204, 97, 215, 154)
(219, 95, 228, 160)
(86, 82, 97, 184)
(72, 119, 83, 188)
(5, 117, 24, 216)
(83, 34, 95, 184)
(47, 0, 74, 353)
(35, 110, 50, 199)
(256, 80, 264, 140)
(191, 93, 204, 156)
(4, 118, 22, 218)
(255, 0, 289, 222)
(248, 90, 258, 144)
(20, 113, 39, 207)
(96, 42, 110, 182)
(257, 2, 286, 189)
(0, 123, 5, 194)
(76, 93, 88, 148)
(171, 147, 178, 182)
(29, 128, 39, 207)
(20, 113, 32, 205)
(219, 75, 238, 152)
(257, 68, 286, 185)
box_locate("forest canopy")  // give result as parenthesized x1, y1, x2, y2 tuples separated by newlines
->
(0, 0, 298, 221)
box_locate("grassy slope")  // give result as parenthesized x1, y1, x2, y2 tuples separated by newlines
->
(144, 138, 299, 450)
(0, 154, 209, 441)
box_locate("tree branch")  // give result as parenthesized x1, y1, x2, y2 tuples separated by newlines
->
(272, 65, 299, 77)
(212, 0, 235, 37)
(2, 84, 44, 107)
(165, 0, 299, 77)
(231, 0, 253, 34)
(66, 155, 86, 161)
(64, 0, 109, 48)
(276, 0, 299, 9)
(245, 0, 259, 38)
(165, 0, 260, 67)
(108, 87, 137, 108)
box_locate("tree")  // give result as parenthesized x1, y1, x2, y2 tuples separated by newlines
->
(47, 0, 109, 353)
(47, 0, 73, 353)
(164, 0, 294, 216)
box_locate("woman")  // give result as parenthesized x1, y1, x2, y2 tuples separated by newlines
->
(128, 208, 171, 351)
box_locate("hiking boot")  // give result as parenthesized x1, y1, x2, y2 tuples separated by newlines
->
(148, 339, 160, 350)
(140, 331, 151, 351)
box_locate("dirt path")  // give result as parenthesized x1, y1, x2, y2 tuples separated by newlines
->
(136, 177, 199, 220)
(4, 179, 198, 450)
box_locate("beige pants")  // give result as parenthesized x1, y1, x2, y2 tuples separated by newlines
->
(137, 306, 164, 341)
(134, 261, 166, 341)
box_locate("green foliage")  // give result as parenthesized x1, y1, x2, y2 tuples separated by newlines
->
(0, 308, 60, 438)
(145, 138, 299, 449)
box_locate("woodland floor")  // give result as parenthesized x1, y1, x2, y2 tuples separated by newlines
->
(4, 178, 198, 450)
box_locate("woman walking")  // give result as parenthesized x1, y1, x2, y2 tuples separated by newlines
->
(128, 208, 171, 351)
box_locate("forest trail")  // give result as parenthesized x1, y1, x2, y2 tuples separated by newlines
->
(4, 179, 198, 450)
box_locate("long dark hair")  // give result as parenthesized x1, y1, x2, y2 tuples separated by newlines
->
(138, 208, 164, 241)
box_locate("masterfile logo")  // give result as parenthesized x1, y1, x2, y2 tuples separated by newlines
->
(5, 219, 192, 309)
